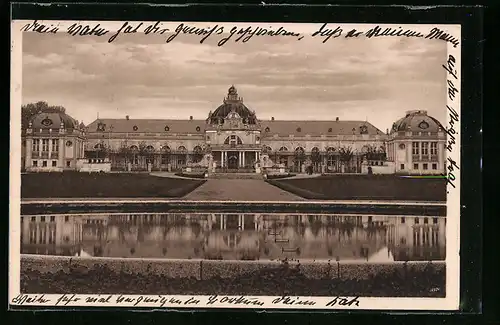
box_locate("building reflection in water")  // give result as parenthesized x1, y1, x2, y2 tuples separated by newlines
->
(20, 213, 446, 262)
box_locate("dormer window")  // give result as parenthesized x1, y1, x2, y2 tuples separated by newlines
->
(165, 126, 170, 131)
(265, 127, 270, 132)
(133, 125, 138, 131)
(97, 122, 106, 132)
(418, 121, 429, 129)
(196, 126, 201, 132)
(41, 118, 53, 127)
(328, 128, 333, 133)
(296, 127, 301, 132)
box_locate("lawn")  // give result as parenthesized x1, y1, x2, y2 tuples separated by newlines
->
(267, 174, 447, 201)
(21, 172, 206, 198)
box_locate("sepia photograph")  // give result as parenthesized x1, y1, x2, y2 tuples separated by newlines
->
(10, 20, 461, 310)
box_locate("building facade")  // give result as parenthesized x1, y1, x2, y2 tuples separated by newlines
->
(22, 86, 447, 175)
(23, 112, 86, 172)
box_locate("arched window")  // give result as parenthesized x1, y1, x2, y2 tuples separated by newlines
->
(161, 145, 171, 152)
(262, 145, 272, 153)
(224, 135, 243, 146)
(295, 147, 305, 153)
(146, 145, 155, 152)
(130, 145, 139, 152)
(193, 145, 203, 153)
(279, 146, 288, 152)
(326, 147, 336, 154)
(177, 146, 187, 153)
(311, 147, 320, 153)
(94, 143, 104, 149)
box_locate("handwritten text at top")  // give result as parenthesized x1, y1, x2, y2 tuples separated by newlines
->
(20, 21, 459, 48)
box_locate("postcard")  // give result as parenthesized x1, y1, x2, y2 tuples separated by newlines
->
(10, 20, 461, 311)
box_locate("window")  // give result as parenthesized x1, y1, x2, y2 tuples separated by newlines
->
(42, 139, 49, 152)
(400, 164, 405, 170)
(423, 163, 428, 170)
(51, 161, 57, 167)
(401, 217, 405, 224)
(414, 217, 419, 224)
(31, 217, 36, 222)
(433, 218, 438, 224)
(424, 217, 429, 224)
(432, 163, 437, 170)
(133, 156, 139, 165)
(412, 142, 419, 155)
(42, 161, 47, 167)
(32, 139, 40, 152)
(161, 156, 169, 165)
(66, 161, 71, 167)
(50, 216, 55, 222)
(430, 142, 438, 155)
(413, 163, 418, 169)
(422, 142, 429, 155)
(48, 226, 55, 244)
(32, 161, 38, 167)
(64, 215, 69, 222)
(40, 216, 45, 222)
(51, 139, 59, 152)
(206, 136, 210, 141)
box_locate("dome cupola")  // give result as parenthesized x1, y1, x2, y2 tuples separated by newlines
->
(208, 85, 257, 125)
(390, 110, 444, 134)
(29, 111, 79, 130)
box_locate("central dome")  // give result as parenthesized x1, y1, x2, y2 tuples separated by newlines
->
(208, 86, 257, 124)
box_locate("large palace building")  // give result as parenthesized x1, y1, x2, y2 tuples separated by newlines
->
(22, 86, 448, 175)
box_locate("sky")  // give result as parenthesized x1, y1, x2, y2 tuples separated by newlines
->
(21, 23, 448, 131)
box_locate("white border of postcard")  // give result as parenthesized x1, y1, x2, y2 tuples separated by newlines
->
(9, 21, 461, 310)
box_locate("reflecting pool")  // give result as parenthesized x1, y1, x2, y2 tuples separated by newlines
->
(21, 213, 446, 262)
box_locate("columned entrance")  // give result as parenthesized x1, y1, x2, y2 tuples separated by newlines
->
(227, 152, 239, 169)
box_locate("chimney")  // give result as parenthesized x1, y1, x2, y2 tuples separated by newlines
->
(271, 117, 275, 121)
(190, 116, 193, 120)
(126, 115, 130, 120)
(336, 117, 339, 121)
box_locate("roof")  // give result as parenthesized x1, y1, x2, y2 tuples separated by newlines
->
(260, 120, 385, 137)
(390, 110, 444, 134)
(86, 118, 207, 134)
(86, 118, 385, 137)
(30, 111, 79, 130)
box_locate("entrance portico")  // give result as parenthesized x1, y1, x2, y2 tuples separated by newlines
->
(214, 149, 261, 169)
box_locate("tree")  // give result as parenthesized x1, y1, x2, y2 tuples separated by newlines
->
(192, 146, 204, 164)
(22, 101, 66, 130)
(339, 146, 354, 172)
(310, 147, 321, 172)
(364, 145, 387, 162)
(118, 142, 133, 168)
(160, 144, 171, 166)
(294, 147, 306, 172)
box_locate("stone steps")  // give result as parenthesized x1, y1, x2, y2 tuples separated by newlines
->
(209, 173, 263, 180)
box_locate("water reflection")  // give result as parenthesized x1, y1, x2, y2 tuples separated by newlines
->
(20, 213, 446, 262)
